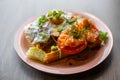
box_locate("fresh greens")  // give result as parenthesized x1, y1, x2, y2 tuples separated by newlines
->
(38, 24, 42, 28)
(58, 10, 63, 14)
(37, 15, 47, 28)
(39, 15, 47, 23)
(48, 11, 53, 16)
(48, 10, 63, 19)
(39, 33, 47, 39)
(66, 18, 76, 24)
(51, 45, 62, 58)
(42, 33, 47, 39)
(72, 32, 81, 39)
(82, 28, 88, 33)
(53, 10, 57, 15)
(56, 10, 63, 19)
(99, 31, 108, 42)
(57, 26, 63, 33)
(70, 25, 82, 39)
(47, 10, 64, 25)
(51, 46, 58, 51)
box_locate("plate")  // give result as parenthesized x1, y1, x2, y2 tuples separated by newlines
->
(14, 12, 113, 75)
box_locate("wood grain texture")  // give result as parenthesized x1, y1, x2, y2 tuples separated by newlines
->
(0, 0, 120, 80)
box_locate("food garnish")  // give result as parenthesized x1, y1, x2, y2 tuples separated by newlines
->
(24, 10, 108, 63)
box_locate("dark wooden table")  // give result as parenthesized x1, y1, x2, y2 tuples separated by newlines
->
(0, 0, 120, 80)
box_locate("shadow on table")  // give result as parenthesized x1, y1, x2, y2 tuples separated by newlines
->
(15, 49, 113, 80)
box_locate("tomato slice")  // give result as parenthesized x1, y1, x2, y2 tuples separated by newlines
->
(58, 41, 87, 55)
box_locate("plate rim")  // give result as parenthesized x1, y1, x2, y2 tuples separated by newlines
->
(14, 12, 113, 75)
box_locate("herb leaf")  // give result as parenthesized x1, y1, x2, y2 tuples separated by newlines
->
(48, 11, 53, 16)
(99, 31, 108, 42)
(53, 10, 57, 15)
(56, 10, 63, 19)
(72, 32, 82, 39)
(51, 46, 58, 51)
(82, 28, 87, 33)
(39, 33, 47, 39)
(57, 26, 63, 32)
(37, 24, 42, 28)
(37, 15, 47, 28)
(39, 15, 47, 23)
(66, 18, 76, 24)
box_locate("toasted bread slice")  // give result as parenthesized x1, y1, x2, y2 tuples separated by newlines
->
(44, 50, 68, 63)
(26, 47, 68, 63)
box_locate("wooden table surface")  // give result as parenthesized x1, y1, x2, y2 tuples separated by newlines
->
(0, 0, 120, 80)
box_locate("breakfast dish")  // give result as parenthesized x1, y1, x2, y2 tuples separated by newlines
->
(24, 10, 108, 63)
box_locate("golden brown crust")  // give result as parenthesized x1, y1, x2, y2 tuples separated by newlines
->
(43, 50, 68, 63)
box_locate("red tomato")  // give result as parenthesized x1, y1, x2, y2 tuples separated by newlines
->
(58, 41, 87, 55)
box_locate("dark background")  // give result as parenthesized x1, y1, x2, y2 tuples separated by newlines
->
(0, 0, 120, 80)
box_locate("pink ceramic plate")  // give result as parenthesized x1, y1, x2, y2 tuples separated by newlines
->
(14, 12, 113, 75)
